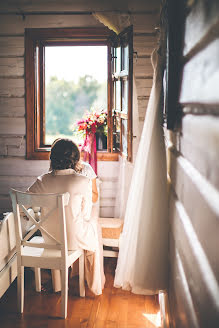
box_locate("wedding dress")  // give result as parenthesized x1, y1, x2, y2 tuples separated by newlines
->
(114, 49, 168, 294)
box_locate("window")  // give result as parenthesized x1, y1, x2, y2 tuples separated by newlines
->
(25, 27, 133, 161)
(111, 26, 133, 161)
(44, 46, 107, 146)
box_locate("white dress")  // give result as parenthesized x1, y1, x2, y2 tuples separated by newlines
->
(28, 163, 105, 295)
(114, 50, 168, 294)
(80, 162, 100, 219)
(80, 161, 97, 180)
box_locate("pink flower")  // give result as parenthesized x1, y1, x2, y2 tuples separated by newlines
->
(74, 109, 107, 135)
(77, 119, 85, 125)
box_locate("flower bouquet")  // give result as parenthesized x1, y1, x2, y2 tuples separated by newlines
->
(76, 110, 107, 140)
(74, 110, 107, 173)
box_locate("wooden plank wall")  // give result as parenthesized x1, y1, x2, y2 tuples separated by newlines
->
(0, 0, 159, 215)
(132, 10, 158, 134)
(167, 0, 219, 326)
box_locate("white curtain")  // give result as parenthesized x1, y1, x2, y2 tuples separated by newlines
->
(114, 49, 168, 294)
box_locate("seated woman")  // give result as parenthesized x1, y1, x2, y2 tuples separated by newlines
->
(50, 138, 99, 206)
(28, 139, 105, 295)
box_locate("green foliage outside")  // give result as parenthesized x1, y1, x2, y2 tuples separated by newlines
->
(45, 75, 107, 145)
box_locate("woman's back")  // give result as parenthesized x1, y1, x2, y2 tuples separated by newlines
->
(28, 169, 96, 251)
(28, 138, 105, 295)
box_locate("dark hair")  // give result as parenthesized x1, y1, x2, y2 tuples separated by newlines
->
(50, 139, 82, 171)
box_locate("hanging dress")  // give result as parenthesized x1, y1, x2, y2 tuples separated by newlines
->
(114, 49, 168, 294)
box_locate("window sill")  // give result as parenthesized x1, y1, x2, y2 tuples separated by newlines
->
(27, 149, 119, 161)
(81, 151, 119, 161)
(98, 152, 119, 161)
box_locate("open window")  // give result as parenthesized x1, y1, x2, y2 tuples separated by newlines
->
(25, 27, 133, 161)
(110, 26, 133, 161)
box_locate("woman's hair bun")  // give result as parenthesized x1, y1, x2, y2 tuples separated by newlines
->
(50, 139, 81, 171)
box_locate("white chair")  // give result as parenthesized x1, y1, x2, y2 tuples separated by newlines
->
(10, 189, 85, 319)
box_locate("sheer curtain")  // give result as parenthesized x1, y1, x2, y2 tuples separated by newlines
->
(114, 49, 168, 294)
(93, 12, 168, 295)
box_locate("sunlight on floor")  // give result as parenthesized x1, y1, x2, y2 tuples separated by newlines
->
(142, 311, 161, 327)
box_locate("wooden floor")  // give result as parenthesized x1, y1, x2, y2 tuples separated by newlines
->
(0, 258, 160, 328)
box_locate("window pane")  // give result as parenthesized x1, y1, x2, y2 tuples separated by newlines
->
(122, 45, 129, 71)
(116, 47, 121, 73)
(113, 115, 120, 151)
(121, 119, 128, 156)
(122, 79, 128, 113)
(44, 46, 107, 146)
(115, 81, 121, 111)
(112, 47, 116, 73)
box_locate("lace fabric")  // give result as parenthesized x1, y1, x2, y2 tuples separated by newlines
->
(81, 161, 97, 180)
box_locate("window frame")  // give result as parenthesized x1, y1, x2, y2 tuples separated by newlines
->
(111, 26, 133, 161)
(25, 27, 132, 161)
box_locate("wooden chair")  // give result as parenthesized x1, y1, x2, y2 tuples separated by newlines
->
(10, 189, 85, 319)
(99, 217, 123, 258)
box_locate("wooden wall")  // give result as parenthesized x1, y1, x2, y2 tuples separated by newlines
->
(0, 0, 159, 216)
(167, 0, 219, 326)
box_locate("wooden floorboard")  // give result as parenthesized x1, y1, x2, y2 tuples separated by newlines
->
(0, 258, 160, 328)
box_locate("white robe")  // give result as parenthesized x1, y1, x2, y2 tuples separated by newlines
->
(28, 167, 105, 295)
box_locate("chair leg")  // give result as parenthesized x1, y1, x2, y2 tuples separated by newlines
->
(34, 268, 41, 292)
(51, 269, 61, 292)
(17, 263, 24, 313)
(61, 267, 68, 319)
(79, 252, 85, 297)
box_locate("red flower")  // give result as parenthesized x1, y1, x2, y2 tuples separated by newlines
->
(78, 123, 87, 131)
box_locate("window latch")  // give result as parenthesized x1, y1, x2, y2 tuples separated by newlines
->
(133, 51, 138, 63)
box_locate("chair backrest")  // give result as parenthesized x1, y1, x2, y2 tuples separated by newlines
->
(10, 189, 70, 260)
